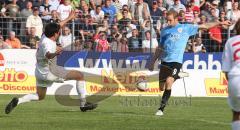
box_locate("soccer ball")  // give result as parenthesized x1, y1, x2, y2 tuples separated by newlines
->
(136, 78, 148, 91)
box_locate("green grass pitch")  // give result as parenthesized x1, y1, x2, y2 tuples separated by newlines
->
(0, 95, 231, 130)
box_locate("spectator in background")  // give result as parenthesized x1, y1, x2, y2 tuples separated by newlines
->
(79, 15, 95, 42)
(91, 0, 102, 6)
(19, 1, 33, 41)
(26, 7, 43, 38)
(157, 0, 167, 11)
(57, 0, 72, 21)
(111, 24, 122, 42)
(210, 0, 219, 18)
(110, 25, 122, 52)
(16, 0, 29, 11)
(209, 19, 222, 52)
(102, 0, 117, 24)
(116, 4, 132, 21)
(49, 0, 60, 10)
(5, 31, 30, 49)
(219, 10, 228, 51)
(81, 4, 90, 16)
(185, 3, 194, 23)
(90, 5, 104, 23)
(48, 10, 61, 23)
(117, 37, 129, 52)
(94, 31, 110, 52)
(209, 8, 218, 22)
(159, 9, 168, 29)
(33, 0, 44, 8)
(73, 39, 84, 51)
(78, 0, 88, 10)
(131, 0, 150, 24)
(192, 37, 206, 53)
(20, 1, 33, 18)
(199, 15, 210, 52)
(0, 39, 11, 49)
(178, 10, 187, 23)
(227, 2, 240, 31)
(5, 0, 20, 34)
(142, 30, 158, 53)
(150, 0, 162, 26)
(96, 19, 111, 36)
(112, 0, 122, 13)
(141, 19, 157, 39)
(128, 29, 141, 52)
(89, 0, 96, 10)
(168, 0, 186, 12)
(0, 30, 11, 49)
(25, 27, 40, 49)
(71, 0, 80, 9)
(193, 10, 201, 24)
(40, 0, 55, 23)
(59, 26, 75, 50)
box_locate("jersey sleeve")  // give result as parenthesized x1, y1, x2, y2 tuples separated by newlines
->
(186, 24, 199, 36)
(42, 40, 55, 57)
(222, 41, 232, 72)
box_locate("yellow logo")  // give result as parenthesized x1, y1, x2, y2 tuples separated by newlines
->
(205, 72, 228, 96)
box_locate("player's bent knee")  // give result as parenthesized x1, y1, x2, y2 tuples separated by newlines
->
(165, 77, 174, 89)
(66, 71, 84, 80)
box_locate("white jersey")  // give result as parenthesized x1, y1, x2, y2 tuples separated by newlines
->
(57, 4, 72, 21)
(36, 36, 57, 75)
(222, 35, 240, 76)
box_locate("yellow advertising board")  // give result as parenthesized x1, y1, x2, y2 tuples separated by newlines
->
(86, 69, 162, 95)
(204, 72, 228, 96)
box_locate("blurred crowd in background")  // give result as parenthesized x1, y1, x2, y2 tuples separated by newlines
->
(0, 0, 239, 53)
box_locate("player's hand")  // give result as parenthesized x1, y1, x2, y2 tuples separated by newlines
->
(56, 46, 63, 55)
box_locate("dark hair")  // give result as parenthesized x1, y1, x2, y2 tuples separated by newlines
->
(235, 18, 240, 35)
(96, 5, 101, 8)
(44, 23, 61, 38)
(167, 10, 179, 19)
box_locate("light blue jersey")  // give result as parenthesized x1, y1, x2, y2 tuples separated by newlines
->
(159, 23, 198, 63)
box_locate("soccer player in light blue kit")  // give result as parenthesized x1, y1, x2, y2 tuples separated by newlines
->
(148, 10, 231, 116)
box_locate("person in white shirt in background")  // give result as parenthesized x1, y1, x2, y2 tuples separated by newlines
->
(49, 0, 60, 10)
(26, 7, 43, 38)
(90, 5, 104, 23)
(59, 26, 75, 51)
(57, 0, 72, 21)
(142, 30, 158, 53)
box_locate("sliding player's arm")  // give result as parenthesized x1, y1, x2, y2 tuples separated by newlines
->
(148, 46, 162, 71)
(198, 20, 231, 30)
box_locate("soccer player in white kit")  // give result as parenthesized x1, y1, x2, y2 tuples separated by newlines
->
(5, 11, 97, 114)
(222, 19, 240, 130)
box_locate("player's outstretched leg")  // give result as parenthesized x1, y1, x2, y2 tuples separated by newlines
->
(65, 71, 97, 112)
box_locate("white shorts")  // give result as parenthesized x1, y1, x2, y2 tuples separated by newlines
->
(35, 59, 69, 88)
(228, 75, 240, 112)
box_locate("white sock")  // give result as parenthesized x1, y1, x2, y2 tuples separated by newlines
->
(232, 120, 240, 130)
(76, 80, 86, 107)
(18, 93, 39, 105)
